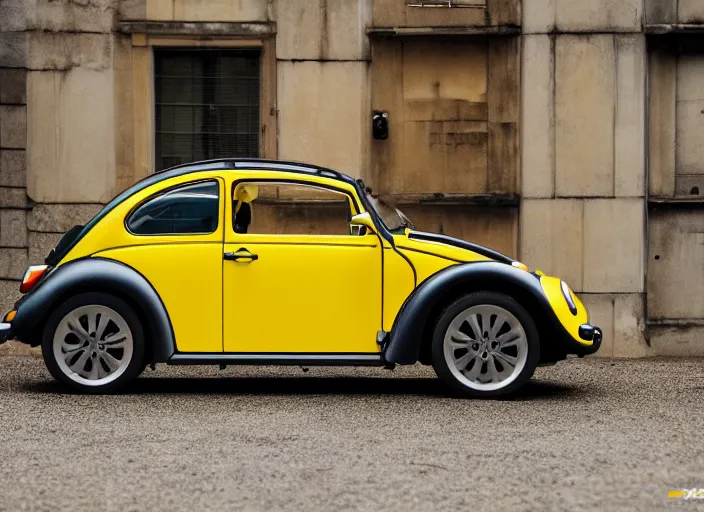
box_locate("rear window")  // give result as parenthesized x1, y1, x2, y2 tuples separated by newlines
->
(126, 180, 220, 235)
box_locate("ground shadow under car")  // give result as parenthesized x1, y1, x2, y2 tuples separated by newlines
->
(22, 374, 587, 401)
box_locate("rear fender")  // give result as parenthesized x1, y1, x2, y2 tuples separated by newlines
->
(12, 258, 176, 362)
(384, 261, 558, 365)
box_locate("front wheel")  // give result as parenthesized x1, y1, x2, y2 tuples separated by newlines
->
(42, 292, 145, 394)
(431, 292, 540, 398)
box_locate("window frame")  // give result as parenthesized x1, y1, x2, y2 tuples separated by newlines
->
(124, 178, 222, 237)
(153, 47, 263, 171)
(127, 34, 277, 184)
(229, 178, 362, 238)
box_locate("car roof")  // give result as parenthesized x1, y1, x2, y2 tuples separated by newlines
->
(160, 158, 353, 184)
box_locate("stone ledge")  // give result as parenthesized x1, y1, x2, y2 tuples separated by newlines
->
(380, 193, 520, 207)
(646, 23, 704, 34)
(367, 25, 520, 37)
(119, 21, 276, 36)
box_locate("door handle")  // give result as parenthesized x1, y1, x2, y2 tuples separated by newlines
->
(224, 249, 259, 262)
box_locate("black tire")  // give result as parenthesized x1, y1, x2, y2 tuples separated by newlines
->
(41, 292, 145, 394)
(431, 291, 540, 398)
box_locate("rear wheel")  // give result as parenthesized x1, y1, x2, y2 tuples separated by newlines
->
(42, 292, 145, 394)
(431, 292, 540, 398)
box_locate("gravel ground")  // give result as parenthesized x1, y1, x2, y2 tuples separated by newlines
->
(0, 356, 703, 511)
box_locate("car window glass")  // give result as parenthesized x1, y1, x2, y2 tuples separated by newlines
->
(127, 180, 219, 235)
(232, 182, 352, 235)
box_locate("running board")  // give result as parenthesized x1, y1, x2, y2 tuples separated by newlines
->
(167, 353, 386, 367)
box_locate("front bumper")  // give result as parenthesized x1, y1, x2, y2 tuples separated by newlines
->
(571, 323, 602, 356)
(0, 322, 12, 344)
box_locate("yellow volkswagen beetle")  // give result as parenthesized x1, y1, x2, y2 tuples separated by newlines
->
(0, 160, 601, 396)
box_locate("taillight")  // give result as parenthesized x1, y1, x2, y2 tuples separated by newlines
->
(20, 265, 48, 294)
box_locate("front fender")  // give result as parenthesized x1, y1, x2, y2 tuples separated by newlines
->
(384, 261, 593, 365)
(12, 258, 176, 362)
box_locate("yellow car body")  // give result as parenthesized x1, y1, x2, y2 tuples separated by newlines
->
(0, 159, 601, 394)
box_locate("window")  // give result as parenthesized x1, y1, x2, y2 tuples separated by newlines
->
(232, 182, 353, 236)
(127, 181, 220, 235)
(154, 48, 261, 171)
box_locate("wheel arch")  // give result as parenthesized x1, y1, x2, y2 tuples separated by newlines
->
(12, 257, 176, 363)
(384, 261, 563, 365)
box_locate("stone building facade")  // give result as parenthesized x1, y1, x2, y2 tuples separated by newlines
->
(0, 0, 702, 356)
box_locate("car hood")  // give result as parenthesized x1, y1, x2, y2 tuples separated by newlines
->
(403, 230, 515, 264)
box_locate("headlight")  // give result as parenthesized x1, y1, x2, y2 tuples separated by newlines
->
(560, 281, 578, 315)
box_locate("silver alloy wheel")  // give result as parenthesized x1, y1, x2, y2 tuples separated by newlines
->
(443, 304, 528, 392)
(53, 305, 134, 387)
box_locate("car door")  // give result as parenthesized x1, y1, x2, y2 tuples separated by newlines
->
(222, 178, 383, 354)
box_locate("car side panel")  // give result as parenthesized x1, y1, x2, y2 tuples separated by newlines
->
(11, 258, 176, 361)
(397, 248, 457, 284)
(94, 244, 223, 353)
(382, 247, 415, 332)
(223, 236, 382, 353)
(384, 261, 594, 365)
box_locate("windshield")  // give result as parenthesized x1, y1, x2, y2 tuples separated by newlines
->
(363, 191, 416, 232)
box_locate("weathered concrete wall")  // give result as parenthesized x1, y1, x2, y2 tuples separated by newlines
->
(0, 0, 29, 317)
(520, 4, 649, 356)
(645, 0, 704, 24)
(1, 0, 703, 359)
(278, 61, 369, 177)
(524, 0, 643, 34)
(144, 0, 272, 21)
(645, 30, 704, 354)
(276, 0, 371, 178)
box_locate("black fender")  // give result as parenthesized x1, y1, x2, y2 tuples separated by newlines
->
(12, 258, 176, 362)
(384, 261, 560, 365)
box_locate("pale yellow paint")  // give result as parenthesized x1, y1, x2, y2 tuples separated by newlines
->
(398, 248, 455, 284)
(395, 233, 490, 283)
(540, 276, 591, 345)
(223, 236, 383, 353)
(382, 247, 415, 332)
(95, 243, 223, 353)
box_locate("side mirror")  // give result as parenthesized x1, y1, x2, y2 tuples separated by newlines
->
(349, 212, 376, 236)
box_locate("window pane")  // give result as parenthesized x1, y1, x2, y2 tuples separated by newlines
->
(232, 183, 352, 236)
(127, 181, 220, 235)
(154, 48, 261, 171)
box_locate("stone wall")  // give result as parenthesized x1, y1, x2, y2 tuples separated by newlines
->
(521, 0, 649, 357)
(0, 0, 119, 319)
(0, 0, 28, 315)
(2, 0, 704, 357)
